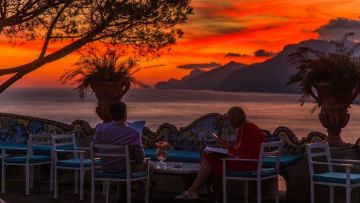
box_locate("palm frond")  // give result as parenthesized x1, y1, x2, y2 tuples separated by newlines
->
(60, 48, 148, 98)
(287, 33, 360, 109)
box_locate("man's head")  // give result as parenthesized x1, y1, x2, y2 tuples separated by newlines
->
(110, 101, 127, 122)
(226, 107, 246, 128)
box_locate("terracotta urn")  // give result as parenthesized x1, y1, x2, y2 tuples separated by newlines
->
(314, 82, 356, 146)
(90, 80, 130, 122)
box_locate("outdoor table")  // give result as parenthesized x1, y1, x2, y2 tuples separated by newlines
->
(150, 161, 200, 199)
(153, 161, 200, 174)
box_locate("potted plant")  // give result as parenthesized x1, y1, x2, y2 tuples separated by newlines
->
(287, 33, 360, 145)
(61, 48, 147, 122)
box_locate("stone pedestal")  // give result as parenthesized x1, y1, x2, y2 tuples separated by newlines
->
(90, 81, 130, 122)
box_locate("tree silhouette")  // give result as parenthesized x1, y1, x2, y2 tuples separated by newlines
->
(0, 0, 69, 33)
(0, 0, 192, 93)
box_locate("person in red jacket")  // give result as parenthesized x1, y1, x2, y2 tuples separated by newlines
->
(176, 106, 265, 199)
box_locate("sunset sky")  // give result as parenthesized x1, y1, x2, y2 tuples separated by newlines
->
(1, 0, 360, 88)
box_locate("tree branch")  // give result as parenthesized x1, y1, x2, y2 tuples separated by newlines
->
(0, 0, 68, 33)
(38, 1, 70, 59)
(0, 72, 25, 93)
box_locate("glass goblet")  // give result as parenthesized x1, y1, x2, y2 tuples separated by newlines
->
(156, 141, 168, 169)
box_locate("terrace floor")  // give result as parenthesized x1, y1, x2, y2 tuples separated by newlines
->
(0, 181, 287, 203)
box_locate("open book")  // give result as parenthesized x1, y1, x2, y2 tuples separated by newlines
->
(127, 121, 145, 135)
(204, 146, 228, 154)
(198, 130, 237, 149)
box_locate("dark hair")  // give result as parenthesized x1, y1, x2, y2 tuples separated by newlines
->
(227, 106, 246, 124)
(110, 101, 127, 121)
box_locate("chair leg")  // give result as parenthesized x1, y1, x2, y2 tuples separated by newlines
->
(127, 181, 131, 203)
(145, 179, 149, 203)
(1, 165, 5, 193)
(257, 180, 261, 203)
(223, 177, 227, 203)
(330, 185, 334, 203)
(26, 164, 30, 195)
(75, 170, 79, 194)
(116, 182, 121, 200)
(80, 170, 84, 200)
(275, 178, 279, 203)
(30, 166, 34, 189)
(346, 186, 351, 203)
(310, 182, 314, 203)
(245, 181, 248, 203)
(102, 181, 106, 196)
(54, 167, 58, 198)
(106, 181, 110, 203)
(50, 162, 54, 191)
(91, 178, 95, 203)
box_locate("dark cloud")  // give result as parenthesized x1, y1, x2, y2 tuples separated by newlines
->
(254, 49, 275, 57)
(315, 18, 360, 40)
(177, 62, 221, 69)
(225, 52, 249, 57)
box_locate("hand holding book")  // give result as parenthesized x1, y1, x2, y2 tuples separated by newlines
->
(212, 133, 231, 148)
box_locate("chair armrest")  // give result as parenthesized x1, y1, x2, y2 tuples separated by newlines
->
(75, 147, 90, 151)
(144, 157, 151, 161)
(312, 161, 353, 168)
(221, 158, 258, 162)
(0, 154, 9, 158)
(55, 149, 86, 154)
(331, 159, 360, 164)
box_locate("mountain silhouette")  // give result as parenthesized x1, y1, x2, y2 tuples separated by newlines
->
(155, 61, 246, 90)
(155, 39, 344, 93)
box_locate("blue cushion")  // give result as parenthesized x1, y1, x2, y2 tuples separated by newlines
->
(263, 155, 302, 167)
(56, 159, 101, 168)
(0, 144, 73, 153)
(144, 148, 301, 166)
(313, 172, 360, 184)
(144, 148, 200, 163)
(33, 145, 73, 153)
(95, 171, 147, 179)
(5, 155, 51, 163)
(226, 168, 277, 178)
(0, 143, 27, 151)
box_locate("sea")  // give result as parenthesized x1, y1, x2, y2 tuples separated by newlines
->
(1, 88, 360, 143)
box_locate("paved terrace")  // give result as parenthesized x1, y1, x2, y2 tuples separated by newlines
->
(0, 180, 286, 203)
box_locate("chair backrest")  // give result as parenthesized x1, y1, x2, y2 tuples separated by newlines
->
(90, 143, 130, 178)
(257, 141, 283, 176)
(51, 134, 76, 162)
(27, 133, 53, 156)
(306, 142, 332, 176)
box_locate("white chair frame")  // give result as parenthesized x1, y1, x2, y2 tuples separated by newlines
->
(0, 152, 8, 193)
(306, 142, 360, 203)
(1, 134, 53, 195)
(90, 143, 150, 203)
(52, 134, 90, 200)
(222, 141, 282, 203)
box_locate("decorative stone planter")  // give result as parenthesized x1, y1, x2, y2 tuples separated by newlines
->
(314, 82, 355, 146)
(90, 81, 130, 122)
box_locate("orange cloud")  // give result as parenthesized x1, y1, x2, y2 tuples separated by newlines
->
(1, 0, 360, 88)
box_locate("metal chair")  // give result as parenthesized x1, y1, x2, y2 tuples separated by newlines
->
(0, 151, 7, 193)
(222, 141, 282, 203)
(52, 134, 94, 200)
(1, 134, 53, 195)
(307, 142, 360, 203)
(91, 143, 150, 203)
